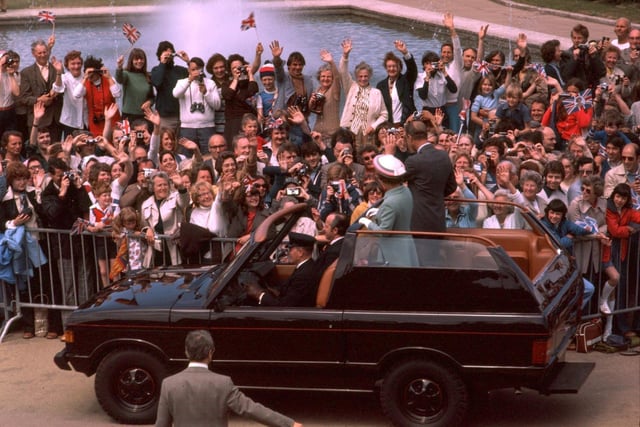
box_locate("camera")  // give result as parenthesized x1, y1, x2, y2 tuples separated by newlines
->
(599, 82, 609, 91)
(135, 130, 145, 143)
(86, 138, 98, 145)
(473, 161, 483, 173)
(190, 102, 205, 113)
(387, 128, 399, 135)
(314, 92, 325, 102)
(21, 206, 33, 216)
(297, 165, 308, 177)
(170, 53, 178, 58)
(143, 168, 156, 178)
(613, 75, 623, 85)
(431, 62, 440, 68)
(196, 72, 204, 83)
(341, 148, 352, 157)
(5, 57, 15, 66)
(463, 177, 471, 185)
(285, 187, 301, 197)
(330, 180, 342, 193)
(412, 110, 422, 120)
(63, 170, 77, 181)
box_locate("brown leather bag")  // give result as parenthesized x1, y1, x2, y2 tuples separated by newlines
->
(576, 318, 603, 353)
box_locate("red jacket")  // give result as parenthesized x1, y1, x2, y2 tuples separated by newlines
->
(603, 206, 640, 263)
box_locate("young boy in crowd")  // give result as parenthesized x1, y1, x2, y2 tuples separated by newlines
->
(256, 62, 277, 128)
(538, 160, 567, 206)
(496, 84, 531, 133)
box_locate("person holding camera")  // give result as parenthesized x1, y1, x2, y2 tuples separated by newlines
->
(151, 41, 189, 135)
(0, 50, 20, 137)
(221, 54, 259, 150)
(172, 57, 220, 155)
(72, 55, 121, 137)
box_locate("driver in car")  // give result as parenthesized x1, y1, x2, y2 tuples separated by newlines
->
(246, 232, 319, 307)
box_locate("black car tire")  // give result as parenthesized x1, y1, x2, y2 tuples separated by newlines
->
(380, 359, 468, 427)
(94, 349, 167, 424)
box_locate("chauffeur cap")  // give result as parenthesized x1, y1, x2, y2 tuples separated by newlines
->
(288, 232, 316, 248)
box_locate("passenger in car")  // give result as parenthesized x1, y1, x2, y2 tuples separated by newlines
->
(245, 232, 319, 307)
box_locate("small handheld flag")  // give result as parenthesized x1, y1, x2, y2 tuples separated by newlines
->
(241, 12, 256, 31)
(38, 10, 56, 23)
(122, 23, 141, 45)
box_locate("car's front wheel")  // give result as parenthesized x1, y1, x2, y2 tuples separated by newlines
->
(380, 359, 468, 427)
(94, 349, 167, 424)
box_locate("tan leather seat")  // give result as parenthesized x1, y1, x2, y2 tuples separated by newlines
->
(316, 260, 338, 308)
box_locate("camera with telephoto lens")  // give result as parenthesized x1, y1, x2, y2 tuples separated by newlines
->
(190, 102, 205, 113)
(63, 170, 77, 181)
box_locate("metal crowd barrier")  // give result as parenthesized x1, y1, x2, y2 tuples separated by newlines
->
(2, 226, 640, 342)
(0, 227, 238, 342)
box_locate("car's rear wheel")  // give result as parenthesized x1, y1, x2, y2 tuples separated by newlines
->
(380, 359, 468, 427)
(94, 349, 167, 424)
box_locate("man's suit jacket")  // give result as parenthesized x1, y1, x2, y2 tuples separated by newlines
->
(155, 366, 294, 427)
(316, 237, 343, 271)
(405, 144, 457, 232)
(376, 55, 418, 124)
(18, 62, 62, 127)
(262, 258, 318, 307)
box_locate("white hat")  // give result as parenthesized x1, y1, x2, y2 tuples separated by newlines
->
(373, 154, 406, 178)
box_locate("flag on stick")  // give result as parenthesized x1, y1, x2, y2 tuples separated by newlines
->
(122, 23, 141, 45)
(240, 12, 256, 31)
(38, 10, 56, 23)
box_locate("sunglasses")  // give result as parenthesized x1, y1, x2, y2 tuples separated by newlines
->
(622, 156, 636, 161)
(362, 155, 375, 161)
(581, 186, 591, 193)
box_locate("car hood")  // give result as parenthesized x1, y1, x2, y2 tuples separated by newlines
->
(76, 270, 204, 312)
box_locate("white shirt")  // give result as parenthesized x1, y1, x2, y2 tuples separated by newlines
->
(172, 77, 220, 128)
(53, 72, 87, 129)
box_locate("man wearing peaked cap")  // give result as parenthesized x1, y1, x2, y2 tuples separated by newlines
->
(246, 232, 320, 307)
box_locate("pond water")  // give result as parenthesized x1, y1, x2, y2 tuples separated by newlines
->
(0, 4, 514, 82)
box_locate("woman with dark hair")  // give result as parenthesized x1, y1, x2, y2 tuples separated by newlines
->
(350, 180, 384, 224)
(484, 49, 508, 86)
(72, 55, 121, 136)
(158, 149, 180, 175)
(206, 53, 228, 136)
(214, 151, 238, 182)
(541, 39, 565, 89)
(512, 46, 548, 109)
(116, 47, 154, 121)
(600, 183, 640, 338)
(221, 54, 259, 146)
(224, 182, 270, 252)
(542, 78, 592, 147)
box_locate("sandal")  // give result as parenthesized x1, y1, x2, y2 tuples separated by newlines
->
(22, 332, 35, 339)
(46, 332, 58, 340)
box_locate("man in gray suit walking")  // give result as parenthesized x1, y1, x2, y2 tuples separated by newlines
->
(155, 330, 303, 427)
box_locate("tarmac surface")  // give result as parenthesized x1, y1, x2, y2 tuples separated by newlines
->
(0, 333, 638, 426)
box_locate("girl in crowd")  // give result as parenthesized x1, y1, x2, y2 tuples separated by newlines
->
(115, 48, 154, 122)
(310, 49, 341, 145)
(110, 207, 146, 279)
(87, 182, 120, 289)
(350, 180, 384, 224)
(470, 73, 505, 141)
(600, 183, 640, 338)
(542, 78, 592, 147)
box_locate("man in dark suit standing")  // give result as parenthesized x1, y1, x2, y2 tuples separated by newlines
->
(376, 40, 417, 126)
(155, 330, 301, 427)
(316, 212, 348, 271)
(18, 38, 62, 141)
(247, 232, 319, 307)
(404, 120, 457, 232)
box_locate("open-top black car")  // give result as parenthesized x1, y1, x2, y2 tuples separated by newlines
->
(55, 202, 593, 426)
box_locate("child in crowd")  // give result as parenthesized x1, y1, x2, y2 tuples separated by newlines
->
(496, 84, 530, 132)
(256, 62, 277, 128)
(470, 73, 507, 139)
(87, 183, 120, 288)
(541, 199, 607, 311)
(110, 207, 147, 280)
(240, 113, 266, 161)
(542, 78, 593, 150)
(600, 183, 640, 339)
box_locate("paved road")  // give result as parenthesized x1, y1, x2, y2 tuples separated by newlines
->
(0, 332, 637, 426)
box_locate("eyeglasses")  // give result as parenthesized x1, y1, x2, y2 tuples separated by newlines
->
(209, 144, 226, 150)
(362, 155, 375, 161)
(581, 186, 592, 193)
(253, 183, 266, 189)
(622, 156, 637, 161)
(579, 169, 594, 175)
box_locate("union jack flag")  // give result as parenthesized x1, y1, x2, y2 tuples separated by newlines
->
(240, 12, 256, 31)
(472, 61, 490, 77)
(122, 23, 141, 45)
(118, 119, 131, 135)
(530, 63, 547, 77)
(38, 10, 55, 24)
(561, 88, 593, 114)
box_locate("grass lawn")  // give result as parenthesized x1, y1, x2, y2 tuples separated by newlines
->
(515, 0, 640, 22)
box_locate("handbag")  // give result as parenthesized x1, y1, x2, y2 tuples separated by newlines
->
(575, 318, 603, 353)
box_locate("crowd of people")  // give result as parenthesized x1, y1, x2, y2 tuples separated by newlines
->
(1, 12, 640, 340)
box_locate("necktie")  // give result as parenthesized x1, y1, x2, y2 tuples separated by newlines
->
(40, 64, 49, 82)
